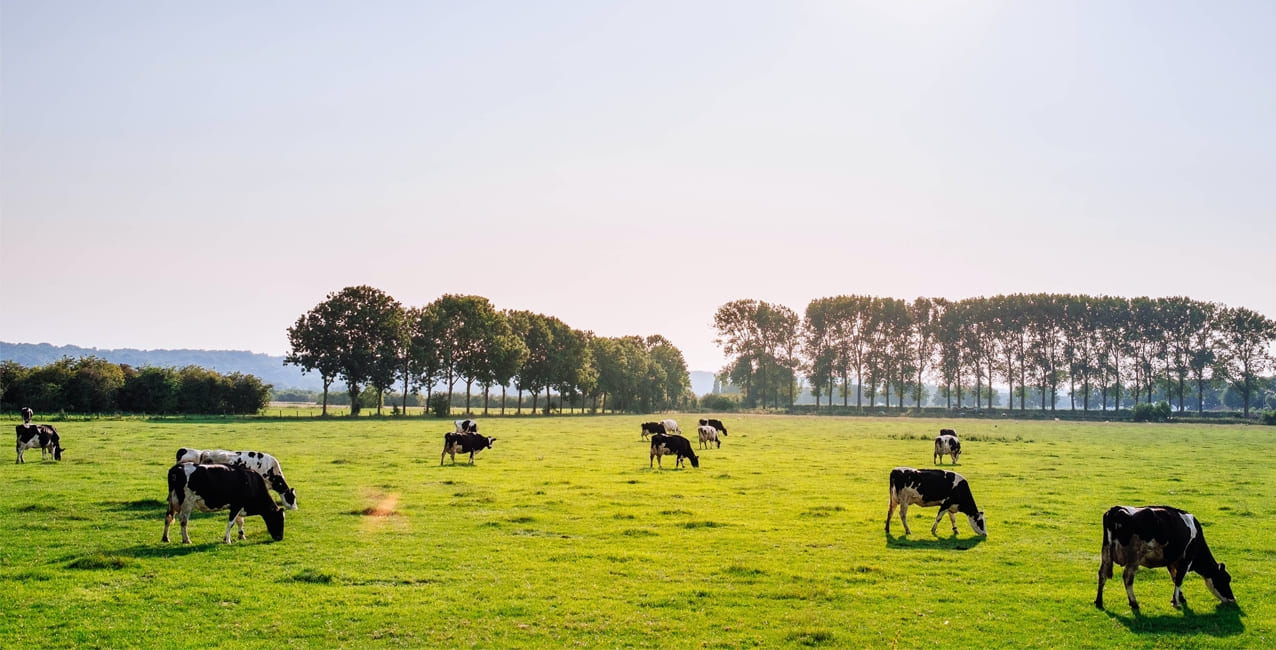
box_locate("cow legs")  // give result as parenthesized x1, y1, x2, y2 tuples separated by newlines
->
(179, 512, 192, 544)
(1095, 547, 1114, 609)
(162, 506, 175, 543)
(885, 499, 897, 533)
(1122, 563, 1141, 611)
(1168, 563, 1187, 608)
(929, 507, 957, 535)
(223, 507, 247, 544)
(898, 503, 912, 535)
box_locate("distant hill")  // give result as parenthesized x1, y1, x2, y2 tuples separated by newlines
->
(1, 341, 325, 391)
(3, 341, 721, 397)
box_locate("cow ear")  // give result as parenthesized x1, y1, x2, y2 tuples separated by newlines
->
(1219, 563, 1226, 571)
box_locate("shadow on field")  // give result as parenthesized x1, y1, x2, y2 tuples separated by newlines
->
(101, 498, 167, 518)
(1102, 603, 1245, 637)
(884, 533, 985, 551)
(109, 543, 235, 558)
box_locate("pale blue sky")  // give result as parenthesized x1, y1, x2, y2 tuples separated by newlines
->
(2, 1, 1273, 372)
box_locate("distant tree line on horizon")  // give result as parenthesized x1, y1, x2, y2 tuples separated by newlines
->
(1, 356, 272, 415)
(285, 286, 693, 416)
(714, 294, 1276, 417)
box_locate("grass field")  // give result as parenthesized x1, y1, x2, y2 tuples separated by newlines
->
(2, 414, 1272, 648)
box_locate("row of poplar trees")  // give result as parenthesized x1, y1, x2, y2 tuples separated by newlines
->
(714, 294, 1276, 417)
(286, 286, 691, 416)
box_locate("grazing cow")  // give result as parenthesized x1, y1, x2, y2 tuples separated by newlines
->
(441, 432, 495, 465)
(698, 418, 728, 436)
(454, 419, 479, 434)
(20, 406, 33, 424)
(1095, 505, 1236, 612)
(163, 463, 285, 544)
(649, 433, 699, 468)
(660, 418, 681, 435)
(939, 428, 957, 437)
(15, 424, 64, 463)
(934, 434, 961, 465)
(175, 448, 297, 510)
(640, 421, 666, 440)
(886, 467, 986, 536)
(697, 424, 720, 449)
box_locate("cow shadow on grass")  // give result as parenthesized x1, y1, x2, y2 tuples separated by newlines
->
(1102, 603, 1245, 637)
(100, 498, 168, 519)
(884, 532, 986, 551)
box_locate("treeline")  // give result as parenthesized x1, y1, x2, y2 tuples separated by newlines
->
(715, 294, 1276, 417)
(1, 356, 272, 415)
(286, 286, 692, 416)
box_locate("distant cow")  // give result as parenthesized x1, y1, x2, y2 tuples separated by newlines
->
(442, 432, 495, 465)
(699, 418, 728, 436)
(697, 424, 720, 449)
(886, 467, 986, 536)
(175, 448, 297, 510)
(934, 434, 961, 465)
(660, 419, 681, 435)
(649, 433, 699, 468)
(640, 422, 666, 440)
(163, 463, 285, 544)
(1095, 505, 1236, 612)
(15, 424, 64, 464)
(20, 407, 33, 424)
(454, 419, 479, 434)
(939, 428, 957, 437)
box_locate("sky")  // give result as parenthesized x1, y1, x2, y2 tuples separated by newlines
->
(2, 0, 1273, 373)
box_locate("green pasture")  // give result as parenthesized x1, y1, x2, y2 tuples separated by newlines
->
(2, 415, 1272, 648)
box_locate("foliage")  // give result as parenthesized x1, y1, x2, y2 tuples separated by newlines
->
(720, 294, 1276, 417)
(1131, 400, 1172, 422)
(428, 392, 451, 418)
(699, 393, 739, 411)
(1260, 410, 1276, 425)
(1, 359, 269, 415)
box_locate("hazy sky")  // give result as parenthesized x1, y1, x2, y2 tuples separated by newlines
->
(3, 1, 1273, 372)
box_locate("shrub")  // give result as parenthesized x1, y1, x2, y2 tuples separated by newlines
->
(1260, 410, 1276, 426)
(428, 394, 451, 418)
(700, 393, 739, 412)
(1132, 401, 1172, 423)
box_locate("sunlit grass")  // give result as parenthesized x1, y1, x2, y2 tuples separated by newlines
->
(1, 414, 1271, 647)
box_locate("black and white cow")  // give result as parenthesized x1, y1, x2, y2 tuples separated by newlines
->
(163, 463, 285, 544)
(640, 422, 666, 440)
(175, 448, 298, 510)
(1095, 505, 1236, 612)
(15, 424, 64, 463)
(697, 424, 720, 449)
(454, 419, 479, 434)
(649, 433, 699, 468)
(20, 406, 33, 424)
(699, 418, 728, 436)
(934, 433, 961, 465)
(441, 432, 495, 465)
(886, 467, 986, 536)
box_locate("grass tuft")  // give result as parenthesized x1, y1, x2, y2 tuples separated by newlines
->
(67, 554, 129, 570)
(288, 569, 335, 584)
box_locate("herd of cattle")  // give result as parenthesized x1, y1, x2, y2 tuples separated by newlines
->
(13, 409, 1238, 613)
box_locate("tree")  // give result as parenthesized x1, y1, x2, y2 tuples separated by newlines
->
(291, 286, 403, 416)
(286, 307, 343, 416)
(508, 310, 554, 414)
(1216, 306, 1276, 417)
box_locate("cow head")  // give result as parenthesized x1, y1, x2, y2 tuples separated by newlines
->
(968, 511, 987, 536)
(282, 487, 298, 510)
(688, 453, 699, 468)
(1205, 563, 1236, 604)
(54, 444, 63, 461)
(484, 436, 496, 449)
(262, 507, 286, 541)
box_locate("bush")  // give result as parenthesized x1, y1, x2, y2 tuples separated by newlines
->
(1260, 410, 1276, 426)
(428, 394, 451, 418)
(1132, 401, 1172, 423)
(700, 393, 739, 412)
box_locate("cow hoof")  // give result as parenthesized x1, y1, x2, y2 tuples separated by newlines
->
(1094, 599, 1103, 610)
